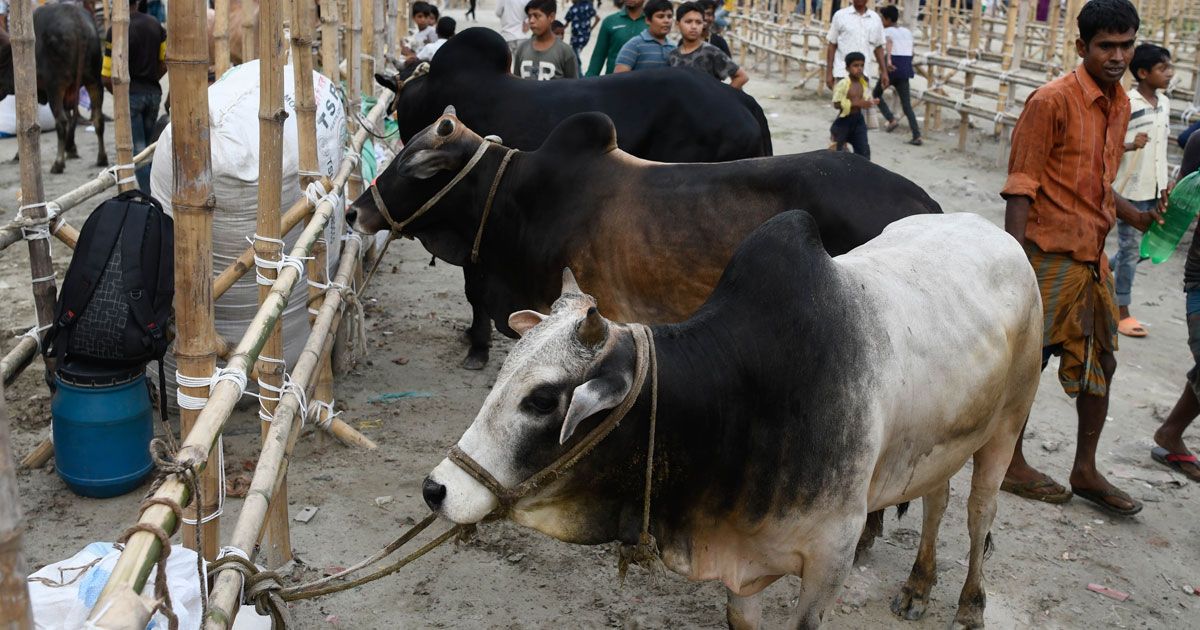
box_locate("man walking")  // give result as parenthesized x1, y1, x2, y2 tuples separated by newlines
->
(101, 0, 166, 194)
(496, 0, 531, 55)
(586, 0, 646, 76)
(824, 0, 888, 94)
(1000, 0, 1157, 517)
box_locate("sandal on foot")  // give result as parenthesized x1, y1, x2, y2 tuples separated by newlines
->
(908, 137, 923, 146)
(1151, 446, 1200, 481)
(885, 120, 900, 133)
(1117, 317, 1148, 337)
(1001, 477, 1073, 504)
(1071, 485, 1143, 516)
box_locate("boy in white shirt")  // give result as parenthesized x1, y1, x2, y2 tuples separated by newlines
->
(1111, 43, 1174, 337)
(874, 5, 921, 145)
(417, 17, 456, 62)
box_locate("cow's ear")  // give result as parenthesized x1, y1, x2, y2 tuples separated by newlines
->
(399, 149, 454, 179)
(560, 372, 632, 444)
(375, 72, 399, 93)
(508, 310, 545, 337)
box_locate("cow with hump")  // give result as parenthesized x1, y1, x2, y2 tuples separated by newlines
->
(350, 109, 941, 368)
(423, 211, 1042, 629)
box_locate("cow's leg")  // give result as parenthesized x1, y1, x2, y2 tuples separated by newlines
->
(854, 509, 884, 561)
(786, 523, 860, 630)
(952, 435, 1014, 629)
(891, 481, 950, 621)
(88, 82, 108, 167)
(49, 100, 68, 174)
(725, 590, 761, 630)
(461, 264, 491, 370)
(65, 108, 80, 159)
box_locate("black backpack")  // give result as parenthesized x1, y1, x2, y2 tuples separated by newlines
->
(43, 190, 174, 368)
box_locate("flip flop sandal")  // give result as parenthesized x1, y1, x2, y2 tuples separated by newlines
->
(1000, 478, 1073, 504)
(1151, 446, 1200, 482)
(908, 137, 923, 146)
(1117, 317, 1148, 338)
(885, 120, 900, 133)
(1071, 486, 1143, 517)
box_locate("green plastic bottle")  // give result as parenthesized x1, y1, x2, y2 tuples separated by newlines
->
(1141, 170, 1200, 264)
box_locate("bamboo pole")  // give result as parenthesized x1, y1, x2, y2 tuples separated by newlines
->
(170, 0, 221, 562)
(994, 0, 1023, 136)
(321, 0, 341, 82)
(347, 0, 364, 199)
(86, 98, 390, 623)
(213, 191, 323, 301)
(1062, 0, 1081, 72)
(256, 0, 292, 569)
(205, 237, 361, 630)
(387, 0, 399, 57)
(360, 0, 375, 102)
(11, 0, 57, 383)
(112, 0, 136, 194)
(243, 3, 258, 63)
(0, 386, 35, 630)
(18, 433, 53, 470)
(1046, 0, 1061, 64)
(958, 0, 983, 151)
(215, 0, 232, 77)
(1, 336, 38, 387)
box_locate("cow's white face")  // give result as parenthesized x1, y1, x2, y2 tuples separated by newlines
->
(425, 270, 636, 525)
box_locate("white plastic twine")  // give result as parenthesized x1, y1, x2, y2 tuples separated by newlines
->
(1181, 104, 1199, 125)
(307, 399, 341, 430)
(248, 234, 312, 286)
(215, 545, 253, 602)
(19, 323, 52, 353)
(255, 356, 287, 422)
(181, 437, 225, 526)
(18, 201, 55, 244)
(114, 163, 138, 186)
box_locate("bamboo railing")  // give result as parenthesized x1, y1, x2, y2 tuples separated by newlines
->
(0, 386, 35, 630)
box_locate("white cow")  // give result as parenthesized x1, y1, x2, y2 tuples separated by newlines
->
(424, 211, 1042, 628)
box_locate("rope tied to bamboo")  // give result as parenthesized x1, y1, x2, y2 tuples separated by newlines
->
(17, 201, 55, 243)
(1181, 104, 1200, 125)
(249, 234, 313, 287)
(206, 551, 291, 628)
(18, 323, 52, 353)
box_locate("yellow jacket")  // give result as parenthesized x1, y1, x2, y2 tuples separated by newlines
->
(832, 76, 870, 118)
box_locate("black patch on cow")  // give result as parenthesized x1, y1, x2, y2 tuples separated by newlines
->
(539, 113, 619, 156)
(428, 28, 512, 77)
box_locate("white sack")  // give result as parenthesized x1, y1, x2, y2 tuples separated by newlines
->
(150, 61, 348, 403)
(0, 95, 58, 137)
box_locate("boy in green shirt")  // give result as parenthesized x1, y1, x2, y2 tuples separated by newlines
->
(585, 0, 647, 76)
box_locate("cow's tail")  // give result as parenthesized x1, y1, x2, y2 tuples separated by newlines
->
(737, 90, 774, 156)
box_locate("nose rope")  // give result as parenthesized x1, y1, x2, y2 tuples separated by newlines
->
(446, 323, 662, 575)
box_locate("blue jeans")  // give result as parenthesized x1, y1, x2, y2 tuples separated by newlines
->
(146, 0, 167, 23)
(1109, 198, 1156, 308)
(129, 90, 162, 195)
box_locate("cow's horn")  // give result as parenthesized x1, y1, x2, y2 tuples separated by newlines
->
(576, 307, 608, 348)
(561, 268, 581, 295)
(442, 104, 457, 117)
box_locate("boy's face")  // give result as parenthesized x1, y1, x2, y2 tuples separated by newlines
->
(648, 9, 674, 38)
(527, 9, 554, 37)
(1139, 59, 1174, 90)
(679, 11, 705, 43)
(552, 23, 566, 39)
(847, 59, 865, 78)
(703, 7, 715, 25)
(882, 16, 894, 27)
(416, 13, 432, 28)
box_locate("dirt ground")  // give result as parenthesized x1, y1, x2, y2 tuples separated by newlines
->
(3, 5, 1199, 629)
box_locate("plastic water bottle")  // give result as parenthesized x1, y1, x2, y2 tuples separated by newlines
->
(1141, 170, 1200, 264)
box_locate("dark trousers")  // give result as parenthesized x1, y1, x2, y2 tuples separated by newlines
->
(831, 111, 870, 160)
(129, 89, 161, 195)
(873, 77, 921, 140)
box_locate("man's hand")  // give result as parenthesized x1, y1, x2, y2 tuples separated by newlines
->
(1127, 132, 1149, 151)
(1004, 195, 1031, 248)
(1116, 194, 1164, 232)
(887, 62, 896, 72)
(879, 73, 889, 90)
(825, 71, 835, 90)
(1158, 183, 1173, 215)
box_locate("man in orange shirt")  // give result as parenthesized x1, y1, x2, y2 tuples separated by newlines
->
(1001, 0, 1160, 517)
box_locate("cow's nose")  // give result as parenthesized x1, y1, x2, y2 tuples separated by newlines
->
(422, 476, 447, 510)
(345, 207, 358, 227)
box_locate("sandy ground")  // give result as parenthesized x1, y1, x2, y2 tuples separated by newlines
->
(4, 4, 1200, 629)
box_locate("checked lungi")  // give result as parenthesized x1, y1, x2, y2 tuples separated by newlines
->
(1027, 243, 1120, 398)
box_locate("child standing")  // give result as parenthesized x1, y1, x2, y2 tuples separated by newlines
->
(830, 52, 877, 160)
(564, 0, 599, 62)
(513, 0, 579, 80)
(1111, 43, 1174, 337)
(668, 2, 748, 89)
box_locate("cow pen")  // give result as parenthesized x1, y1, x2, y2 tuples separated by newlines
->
(727, 0, 1200, 158)
(0, 0, 426, 627)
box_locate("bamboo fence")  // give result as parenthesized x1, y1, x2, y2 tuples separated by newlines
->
(728, 0, 1200, 157)
(1, 386, 35, 630)
(110, 0, 137, 196)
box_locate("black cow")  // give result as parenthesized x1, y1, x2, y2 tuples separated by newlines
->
(351, 111, 941, 361)
(0, 4, 107, 174)
(373, 26, 772, 369)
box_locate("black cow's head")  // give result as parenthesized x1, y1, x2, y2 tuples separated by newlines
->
(0, 29, 14, 100)
(350, 105, 495, 265)
(424, 269, 641, 542)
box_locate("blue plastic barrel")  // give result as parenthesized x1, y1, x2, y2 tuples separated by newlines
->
(51, 362, 153, 498)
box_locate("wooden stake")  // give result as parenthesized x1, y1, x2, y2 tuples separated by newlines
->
(995, 0, 1026, 136)
(0, 385, 35, 630)
(361, 0, 376, 99)
(320, 0, 341, 82)
(111, 0, 136, 194)
(256, 0, 292, 569)
(11, 0, 57, 383)
(88, 100, 390, 624)
(243, 3, 258, 62)
(387, 0, 399, 57)
(1062, 0, 1081, 72)
(18, 433, 53, 471)
(215, 0, 232, 77)
(958, 0, 983, 151)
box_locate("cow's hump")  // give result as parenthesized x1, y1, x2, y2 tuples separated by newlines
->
(429, 28, 510, 76)
(538, 112, 618, 157)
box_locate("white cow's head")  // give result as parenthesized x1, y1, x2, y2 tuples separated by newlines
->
(424, 269, 640, 533)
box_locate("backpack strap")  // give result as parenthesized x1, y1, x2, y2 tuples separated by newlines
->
(121, 199, 162, 348)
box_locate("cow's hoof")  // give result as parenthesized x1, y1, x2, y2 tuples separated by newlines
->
(460, 350, 489, 371)
(950, 592, 985, 629)
(96, 157, 109, 168)
(890, 587, 929, 621)
(66, 150, 80, 160)
(50, 162, 64, 174)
